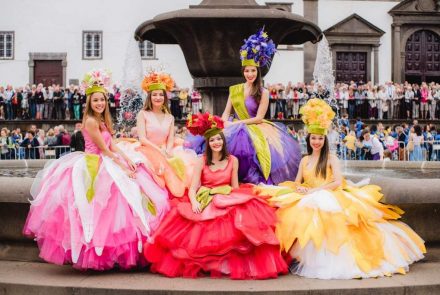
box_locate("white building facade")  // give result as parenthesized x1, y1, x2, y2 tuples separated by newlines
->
(0, 0, 438, 88)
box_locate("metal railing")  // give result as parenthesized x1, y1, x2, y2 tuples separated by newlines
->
(0, 146, 72, 160)
(1, 142, 439, 161)
(299, 140, 440, 161)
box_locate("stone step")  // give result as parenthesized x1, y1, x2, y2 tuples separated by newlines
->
(0, 246, 439, 295)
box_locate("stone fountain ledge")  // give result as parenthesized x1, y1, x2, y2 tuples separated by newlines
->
(1, 159, 439, 205)
(0, 249, 439, 295)
(2, 159, 440, 169)
(0, 159, 439, 246)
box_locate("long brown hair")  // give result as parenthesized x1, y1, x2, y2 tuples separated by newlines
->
(242, 66, 262, 104)
(306, 134, 330, 179)
(143, 90, 171, 113)
(82, 92, 114, 134)
(205, 132, 229, 166)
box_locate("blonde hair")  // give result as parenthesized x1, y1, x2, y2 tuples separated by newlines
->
(143, 90, 170, 114)
(82, 92, 115, 134)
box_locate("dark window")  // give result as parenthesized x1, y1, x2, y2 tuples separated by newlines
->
(0, 32, 14, 59)
(83, 31, 102, 59)
(139, 40, 156, 59)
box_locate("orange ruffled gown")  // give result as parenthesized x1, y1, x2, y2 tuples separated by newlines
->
(256, 156, 426, 279)
(144, 155, 288, 279)
(118, 110, 197, 198)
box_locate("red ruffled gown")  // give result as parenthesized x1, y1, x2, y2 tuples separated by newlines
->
(144, 155, 288, 279)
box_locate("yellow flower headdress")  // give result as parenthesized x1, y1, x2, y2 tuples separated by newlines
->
(141, 71, 175, 93)
(299, 98, 335, 135)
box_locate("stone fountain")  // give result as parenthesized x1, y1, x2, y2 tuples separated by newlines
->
(135, 0, 322, 114)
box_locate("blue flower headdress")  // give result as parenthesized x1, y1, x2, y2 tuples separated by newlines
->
(240, 27, 276, 67)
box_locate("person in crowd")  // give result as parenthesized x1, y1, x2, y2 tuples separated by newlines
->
(397, 126, 407, 161)
(361, 129, 384, 160)
(35, 84, 45, 120)
(36, 129, 46, 159)
(43, 86, 53, 120)
(423, 125, 434, 162)
(404, 86, 414, 120)
(4, 85, 15, 120)
(342, 130, 356, 159)
(0, 128, 12, 159)
(385, 81, 396, 119)
(53, 85, 64, 120)
(20, 130, 40, 159)
(72, 87, 82, 120)
(70, 122, 85, 152)
(12, 87, 22, 120)
(413, 84, 421, 119)
(409, 125, 424, 161)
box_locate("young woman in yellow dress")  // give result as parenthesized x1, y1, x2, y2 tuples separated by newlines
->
(256, 98, 426, 279)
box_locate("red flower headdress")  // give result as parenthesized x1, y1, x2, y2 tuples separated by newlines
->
(186, 112, 224, 139)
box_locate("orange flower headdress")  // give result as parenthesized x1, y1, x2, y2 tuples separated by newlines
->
(141, 71, 175, 93)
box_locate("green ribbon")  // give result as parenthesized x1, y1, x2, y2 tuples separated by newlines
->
(195, 185, 232, 210)
(241, 59, 259, 67)
(229, 83, 271, 180)
(203, 127, 222, 140)
(85, 85, 106, 96)
(148, 83, 166, 91)
(85, 154, 100, 203)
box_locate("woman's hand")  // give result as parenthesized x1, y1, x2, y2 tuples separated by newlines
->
(306, 188, 317, 194)
(224, 121, 235, 128)
(191, 199, 202, 214)
(296, 186, 309, 194)
(165, 148, 173, 158)
(124, 168, 136, 179)
(126, 158, 137, 172)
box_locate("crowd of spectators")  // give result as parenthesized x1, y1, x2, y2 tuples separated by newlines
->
(263, 80, 440, 120)
(1, 80, 439, 122)
(0, 83, 205, 122)
(288, 118, 440, 161)
(0, 123, 84, 160)
(2, 78, 440, 162)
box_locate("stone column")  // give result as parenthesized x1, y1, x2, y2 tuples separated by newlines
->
(392, 24, 401, 83)
(28, 59, 35, 85)
(303, 0, 319, 83)
(373, 46, 379, 84)
(61, 60, 68, 87)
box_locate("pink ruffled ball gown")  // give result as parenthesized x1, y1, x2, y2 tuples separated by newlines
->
(23, 126, 169, 270)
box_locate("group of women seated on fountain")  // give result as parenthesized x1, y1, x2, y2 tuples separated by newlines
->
(23, 29, 425, 280)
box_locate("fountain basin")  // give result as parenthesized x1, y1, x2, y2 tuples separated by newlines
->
(0, 160, 439, 263)
(135, 0, 322, 113)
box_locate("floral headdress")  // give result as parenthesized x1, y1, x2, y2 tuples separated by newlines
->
(299, 98, 335, 135)
(240, 27, 276, 67)
(81, 69, 112, 96)
(186, 112, 225, 139)
(141, 71, 175, 93)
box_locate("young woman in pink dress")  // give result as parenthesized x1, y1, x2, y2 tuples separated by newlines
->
(23, 70, 168, 270)
(143, 113, 288, 279)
